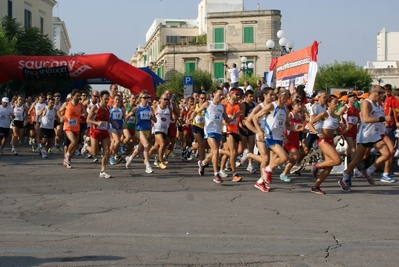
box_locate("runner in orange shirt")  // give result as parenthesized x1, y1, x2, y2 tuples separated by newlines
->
(57, 89, 86, 168)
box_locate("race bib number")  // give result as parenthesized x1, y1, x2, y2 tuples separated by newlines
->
(67, 118, 78, 127)
(276, 119, 284, 128)
(348, 116, 358, 124)
(212, 113, 222, 122)
(112, 112, 122, 120)
(372, 126, 379, 134)
(97, 121, 109, 130)
(140, 111, 151, 120)
(155, 123, 168, 132)
(228, 115, 237, 125)
(127, 116, 136, 124)
(195, 116, 204, 124)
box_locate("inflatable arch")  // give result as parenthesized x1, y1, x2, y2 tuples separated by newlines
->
(0, 53, 155, 96)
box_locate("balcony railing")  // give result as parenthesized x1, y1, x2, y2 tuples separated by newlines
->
(208, 42, 228, 52)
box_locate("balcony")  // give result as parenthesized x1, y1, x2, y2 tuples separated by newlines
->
(208, 42, 228, 52)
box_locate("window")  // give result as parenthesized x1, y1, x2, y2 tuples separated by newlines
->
(7, 0, 12, 18)
(166, 36, 178, 44)
(185, 62, 196, 74)
(213, 28, 224, 49)
(24, 9, 32, 28)
(213, 62, 225, 82)
(40, 17, 44, 35)
(243, 26, 254, 44)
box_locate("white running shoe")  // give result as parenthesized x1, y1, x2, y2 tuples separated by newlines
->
(99, 171, 111, 179)
(41, 149, 47, 158)
(145, 165, 154, 173)
(219, 170, 228, 178)
(125, 156, 132, 169)
(395, 150, 399, 158)
(246, 165, 256, 174)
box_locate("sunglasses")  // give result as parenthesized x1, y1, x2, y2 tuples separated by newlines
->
(200, 97, 206, 100)
(234, 94, 240, 96)
(82, 94, 87, 97)
(163, 98, 170, 101)
(142, 96, 151, 99)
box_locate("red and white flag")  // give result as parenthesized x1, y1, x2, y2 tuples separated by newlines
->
(305, 41, 319, 94)
(266, 57, 278, 87)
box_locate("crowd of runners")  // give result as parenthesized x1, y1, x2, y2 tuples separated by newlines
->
(0, 82, 398, 194)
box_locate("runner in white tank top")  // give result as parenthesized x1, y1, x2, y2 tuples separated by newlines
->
(342, 85, 392, 188)
(252, 87, 303, 189)
(188, 87, 240, 184)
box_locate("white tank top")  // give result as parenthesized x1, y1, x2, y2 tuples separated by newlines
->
(264, 102, 286, 141)
(153, 104, 170, 134)
(13, 105, 25, 121)
(258, 103, 266, 132)
(41, 107, 56, 129)
(357, 99, 383, 143)
(322, 111, 338, 130)
(204, 101, 224, 135)
(35, 102, 47, 122)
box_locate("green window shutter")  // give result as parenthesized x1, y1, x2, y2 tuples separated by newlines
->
(243, 26, 254, 43)
(160, 65, 164, 79)
(214, 28, 224, 43)
(185, 62, 196, 74)
(214, 62, 225, 82)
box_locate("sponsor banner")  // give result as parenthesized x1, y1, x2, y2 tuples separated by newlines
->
(275, 41, 318, 94)
(23, 66, 70, 80)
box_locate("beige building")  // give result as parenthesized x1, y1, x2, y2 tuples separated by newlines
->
(0, 0, 71, 54)
(130, 0, 281, 84)
(0, 0, 57, 38)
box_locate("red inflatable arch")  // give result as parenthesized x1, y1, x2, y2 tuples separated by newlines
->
(0, 53, 155, 95)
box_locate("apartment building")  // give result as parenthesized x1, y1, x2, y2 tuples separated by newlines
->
(0, 0, 71, 54)
(130, 0, 281, 82)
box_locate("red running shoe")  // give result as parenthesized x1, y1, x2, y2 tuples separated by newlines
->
(254, 181, 270, 192)
(262, 168, 272, 184)
(213, 174, 223, 184)
(338, 178, 351, 192)
(361, 169, 375, 185)
(310, 186, 325, 195)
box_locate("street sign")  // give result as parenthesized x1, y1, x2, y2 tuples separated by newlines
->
(183, 75, 193, 95)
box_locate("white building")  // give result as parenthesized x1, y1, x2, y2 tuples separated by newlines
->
(52, 17, 71, 54)
(365, 28, 399, 87)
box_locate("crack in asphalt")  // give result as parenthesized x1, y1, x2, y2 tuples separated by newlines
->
(230, 194, 242, 202)
(325, 233, 342, 261)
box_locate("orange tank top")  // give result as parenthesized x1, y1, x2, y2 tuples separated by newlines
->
(64, 101, 82, 132)
(224, 102, 240, 134)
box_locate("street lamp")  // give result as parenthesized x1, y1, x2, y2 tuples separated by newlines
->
(240, 56, 254, 77)
(266, 30, 294, 55)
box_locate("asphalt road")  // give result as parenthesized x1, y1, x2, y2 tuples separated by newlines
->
(0, 143, 399, 267)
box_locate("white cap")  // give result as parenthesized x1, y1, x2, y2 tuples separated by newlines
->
(1, 97, 9, 103)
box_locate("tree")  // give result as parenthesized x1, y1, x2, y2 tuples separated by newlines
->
(0, 16, 86, 97)
(239, 75, 261, 89)
(156, 69, 218, 98)
(315, 61, 372, 91)
(0, 23, 16, 55)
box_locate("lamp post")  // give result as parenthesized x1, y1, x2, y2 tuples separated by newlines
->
(266, 30, 294, 55)
(240, 56, 254, 77)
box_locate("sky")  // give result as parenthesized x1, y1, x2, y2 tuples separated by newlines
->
(55, 0, 398, 67)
